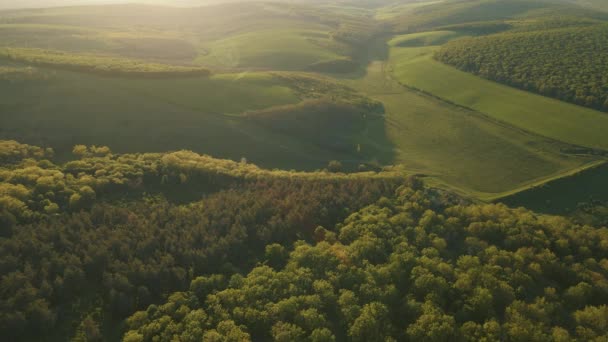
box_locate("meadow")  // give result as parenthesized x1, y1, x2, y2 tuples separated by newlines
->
(0, 65, 394, 170)
(388, 31, 608, 151)
(342, 56, 594, 198)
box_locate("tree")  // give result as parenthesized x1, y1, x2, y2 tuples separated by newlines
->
(271, 322, 306, 342)
(348, 302, 391, 342)
(265, 244, 288, 269)
(310, 328, 336, 342)
(406, 302, 456, 342)
(327, 160, 343, 173)
(72, 145, 88, 157)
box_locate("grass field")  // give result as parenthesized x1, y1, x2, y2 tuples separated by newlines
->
(388, 31, 608, 151)
(338, 45, 594, 197)
(0, 66, 392, 169)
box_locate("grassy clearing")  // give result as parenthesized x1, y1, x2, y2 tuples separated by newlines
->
(388, 32, 608, 150)
(0, 65, 391, 170)
(341, 58, 592, 197)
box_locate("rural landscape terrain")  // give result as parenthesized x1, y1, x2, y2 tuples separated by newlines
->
(1, 0, 607, 341)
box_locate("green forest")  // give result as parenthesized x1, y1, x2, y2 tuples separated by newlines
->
(435, 24, 608, 111)
(2, 0, 608, 341)
(1, 140, 608, 341)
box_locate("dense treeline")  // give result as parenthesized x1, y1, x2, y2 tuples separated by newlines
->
(435, 24, 608, 111)
(0, 141, 404, 341)
(0, 48, 211, 78)
(124, 187, 608, 341)
(0, 141, 403, 225)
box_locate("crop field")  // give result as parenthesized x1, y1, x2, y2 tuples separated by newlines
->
(388, 32, 608, 150)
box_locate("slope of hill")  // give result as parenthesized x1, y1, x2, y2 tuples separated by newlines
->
(435, 23, 608, 111)
(388, 32, 608, 151)
(0, 63, 395, 170)
(0, 2, 378, 71)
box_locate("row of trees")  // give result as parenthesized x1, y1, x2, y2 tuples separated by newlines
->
(124, 186, 608, 341)
(0, 48, 211, 78)
(435, 24, 608, 111)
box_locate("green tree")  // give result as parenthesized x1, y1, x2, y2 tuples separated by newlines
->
(348, 302, 391, 342)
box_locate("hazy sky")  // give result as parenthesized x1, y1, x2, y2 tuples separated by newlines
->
(0, 0, 225, 9)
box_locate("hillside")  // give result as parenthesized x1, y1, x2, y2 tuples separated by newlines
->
(388, 31, 608, 151)
(0, 2, 378, 71)
(0, 66, 395, 170)
(435, 24, 608, 111)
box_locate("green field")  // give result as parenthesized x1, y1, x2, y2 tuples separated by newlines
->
(1, 1, 607, 201)
(388, 31, 608, 150)
(0, 66, 392, 169)
(338, 45, 594, 197)
(0, 3, 368, 71)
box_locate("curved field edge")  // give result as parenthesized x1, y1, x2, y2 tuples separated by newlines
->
(496, 160, 608, 213)
(338, 40, 598, 199)
(435, 159, 608, 203)
(387, 32, 608, 151)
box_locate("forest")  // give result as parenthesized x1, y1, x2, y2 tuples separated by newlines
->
(1, 140, 608, 341)
(435, 24, 608, 111)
